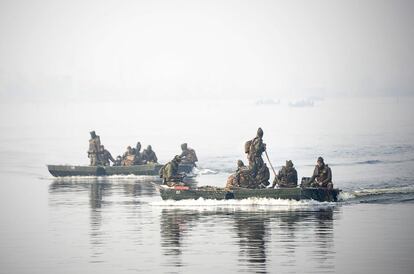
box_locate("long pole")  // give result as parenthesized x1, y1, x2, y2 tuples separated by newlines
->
(265, 150, 277, 177)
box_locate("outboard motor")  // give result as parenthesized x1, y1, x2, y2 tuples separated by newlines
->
(300, 177, 312, 188)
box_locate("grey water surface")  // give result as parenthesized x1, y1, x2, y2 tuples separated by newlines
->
(0, 98, 413, 274)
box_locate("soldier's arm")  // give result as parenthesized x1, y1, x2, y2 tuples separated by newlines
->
(192, 150, 198, 162)
(309, 167, 318, 183)
(322, 167, 332, 184)
(293, 169, 298, 184)
(109, 153, 115, 162)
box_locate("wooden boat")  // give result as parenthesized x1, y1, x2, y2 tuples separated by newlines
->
(159, 186, 341, 202)
(47, 163, 195, 177)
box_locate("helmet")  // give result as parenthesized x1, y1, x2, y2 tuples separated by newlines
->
(257, 127, 263, 138)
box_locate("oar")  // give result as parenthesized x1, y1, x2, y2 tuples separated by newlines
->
(265, 150, 277, 177)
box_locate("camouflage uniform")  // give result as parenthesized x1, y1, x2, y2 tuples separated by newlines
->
(272, 160, 298, 188)
(122, 146, 136, 166)
(246, 128, 269, 186)
(226, 160, 256, 190)
(100, 145, 115, 166)
(88, 131, 101, 166)
(309, 157, 333, 189)
(160, 155, 183, 186)
(133, 142, 145, 165)
(255, 163, 270, 188)
(180, 143, 198, 165)
(142, 145, 158, 163)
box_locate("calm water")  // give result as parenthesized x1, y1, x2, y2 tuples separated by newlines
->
(0, 97, 414, 273)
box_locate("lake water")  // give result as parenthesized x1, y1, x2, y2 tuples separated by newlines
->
(0, 97, 413, 273)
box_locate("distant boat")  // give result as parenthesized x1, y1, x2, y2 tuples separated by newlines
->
(288, 98, 315, 108)
(47, 163, 195, 177)
(255, 99, 280, 106)
(159, 186, 341, 202)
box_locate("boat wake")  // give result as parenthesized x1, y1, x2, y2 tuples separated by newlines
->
(338, 185, 414, 203)
(193, 167, 218, 175)
(150, 197, 336, 211)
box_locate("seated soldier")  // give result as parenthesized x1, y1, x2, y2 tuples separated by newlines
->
(122, 146, 136, 166)
(142, 145, 158, 164)
(180, 143, 198, 166)
(271, 160, 298, 188)
(226, 160, 256, 190)
(100, 145, 115, 166)
(309, 157, 333, 189)
(113, 155, 122, 166)
(160, 155, 184, 186)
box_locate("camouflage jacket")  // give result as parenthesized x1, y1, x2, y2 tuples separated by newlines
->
(101, 149, 115, 165)
(235, 166, 256, 188)
(310, 165, 332, 184)
(88, 136, 101, 154)
(180, 148, 198, 164)
(160, 160, 179, 181)
(277, 166, 298, 186)
(247, 137, 266, 161)
(142, 150, 158, 163)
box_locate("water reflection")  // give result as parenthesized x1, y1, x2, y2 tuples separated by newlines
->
(49, 179, 338, 274)
(48, 178, 162, 263)
(159, 208, 338, 274)
(233, 212, 269, 273)
(160, 209, 200, 269)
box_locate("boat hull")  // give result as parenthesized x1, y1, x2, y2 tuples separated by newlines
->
(159, 186, 341, 202)
(47, 163, 195, 177)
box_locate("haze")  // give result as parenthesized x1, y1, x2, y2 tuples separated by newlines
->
(0, 0, 413, 102)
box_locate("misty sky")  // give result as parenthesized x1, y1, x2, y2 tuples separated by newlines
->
(0, 0, 413, 102)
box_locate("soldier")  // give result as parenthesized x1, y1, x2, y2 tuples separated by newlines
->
(255, 163, 270, 188)
(113, 155, 122, 166)
(245, 127, 269, 181)
(122, 146, 136, 166)
(133, 142, 145, 165)
(226, 160, 256, 190)
(88, 131, 101, 166)
(100, 145, 115, 166)
(180, 143, 198, 166)
(271, 160, 298, 188)
(160, 155, 184, 186)
(142, 145, 158, 163)
(309, 157, 333, 189)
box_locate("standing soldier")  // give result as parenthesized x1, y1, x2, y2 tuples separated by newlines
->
(245, 127, 269, 184)
(180, 143, 198, 166)
(88, 131, 101, 166)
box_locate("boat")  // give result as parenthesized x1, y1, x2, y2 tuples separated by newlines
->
(47, 163, 195, 177)
(159, 186, 341, 202)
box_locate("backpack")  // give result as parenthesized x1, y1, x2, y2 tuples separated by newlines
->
(244, 140, 252, 154)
